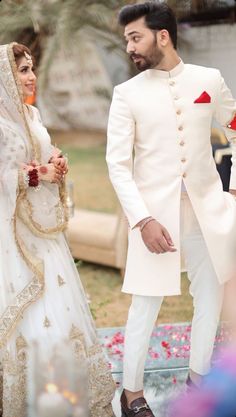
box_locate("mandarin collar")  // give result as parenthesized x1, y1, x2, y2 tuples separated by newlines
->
(145, 59, 184, 79)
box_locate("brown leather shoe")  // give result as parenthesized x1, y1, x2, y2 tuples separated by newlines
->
(120, 390, 155, 417)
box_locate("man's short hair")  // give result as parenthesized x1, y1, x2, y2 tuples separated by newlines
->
(119, 2, 177, 49)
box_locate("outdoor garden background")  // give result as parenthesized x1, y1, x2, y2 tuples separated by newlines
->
(1, 0, 235, 328)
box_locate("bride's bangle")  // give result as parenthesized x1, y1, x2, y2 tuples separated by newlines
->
(28, 168, 39, 187)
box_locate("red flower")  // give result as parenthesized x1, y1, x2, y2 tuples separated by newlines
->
(161, 340, 170, 349)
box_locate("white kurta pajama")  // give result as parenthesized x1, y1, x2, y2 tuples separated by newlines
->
(106, 60, 236, 390)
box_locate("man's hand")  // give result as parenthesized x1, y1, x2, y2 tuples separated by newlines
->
(229, 189, 236, 198)
(139, 219, 177, 254)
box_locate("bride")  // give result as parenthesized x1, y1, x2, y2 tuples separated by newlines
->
(0, 42, 115, 417)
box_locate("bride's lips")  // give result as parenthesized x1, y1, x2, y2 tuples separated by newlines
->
(25, 84, 35, 91)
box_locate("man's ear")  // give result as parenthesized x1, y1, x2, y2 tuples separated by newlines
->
(157, 29, 170, 47)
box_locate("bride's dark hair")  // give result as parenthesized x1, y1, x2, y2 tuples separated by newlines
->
(12, 43, 33, 66)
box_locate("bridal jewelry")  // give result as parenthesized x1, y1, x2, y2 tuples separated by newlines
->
(28, 168, 39, 187)
(24, 51, 33, 66)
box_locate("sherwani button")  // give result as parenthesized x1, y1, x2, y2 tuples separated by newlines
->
(169, 80, 175, 86)
(181, 157, 187, 163)
(176, 109, 181, 115)
(174, 96, 179, 100)
(179, 140, 185, 146)
(182, 172, 187, 178)
(178, 126, 183, 131)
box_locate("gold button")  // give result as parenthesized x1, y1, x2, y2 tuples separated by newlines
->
(179, 140, 185, 146)
(183, 172, 187, 178)
(178, 126, 183, 131)
(176, 109, 181, 115)
(181, 157, 186, 163)
(169, 80, 175, 86)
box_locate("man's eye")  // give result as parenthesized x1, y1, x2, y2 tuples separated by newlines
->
(133, 37, 140, 42)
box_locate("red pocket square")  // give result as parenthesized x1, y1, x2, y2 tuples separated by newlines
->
(194, 91, 211, 103)
(227, 114, 236, 130)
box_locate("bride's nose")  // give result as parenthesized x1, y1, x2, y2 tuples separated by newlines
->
(29, 70, 36, 81)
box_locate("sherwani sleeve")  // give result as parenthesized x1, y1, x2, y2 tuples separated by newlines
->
(106, 86, 150, 228)
(214, 73, 236, 189)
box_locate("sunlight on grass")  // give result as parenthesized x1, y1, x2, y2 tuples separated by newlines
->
(61, 145, 118, 213)
(78, 262, 193, 328)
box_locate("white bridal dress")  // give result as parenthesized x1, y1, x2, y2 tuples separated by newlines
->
(0, 43, 115, 417)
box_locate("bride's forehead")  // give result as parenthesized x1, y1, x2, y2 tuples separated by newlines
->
(17, 56, 31, 68)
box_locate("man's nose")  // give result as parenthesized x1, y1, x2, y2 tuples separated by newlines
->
(126, 42, 135, 54)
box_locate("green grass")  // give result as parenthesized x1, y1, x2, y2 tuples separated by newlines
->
(61, 145, 118, 213)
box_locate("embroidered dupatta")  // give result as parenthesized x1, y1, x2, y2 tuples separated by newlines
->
(0, 43, 68, 348)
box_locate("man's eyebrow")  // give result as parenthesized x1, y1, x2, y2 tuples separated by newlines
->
(124, 30, 141, 39)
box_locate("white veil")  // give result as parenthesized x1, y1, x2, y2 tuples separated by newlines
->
(0, 43, 68, 348)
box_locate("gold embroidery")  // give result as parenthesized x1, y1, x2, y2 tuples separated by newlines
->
(87, 343, 116, 417)
(69, 325, 116, 417)
(1, 334, 28, 417)
(18, 169, 28, 192)
(0, 326, 115, 417)
(43, 316, 51, 328)
(0, 276, 44, 348)
(57, 275, 66, 286)
(17, 192, 68, 238)
(0, 210, 45, 348)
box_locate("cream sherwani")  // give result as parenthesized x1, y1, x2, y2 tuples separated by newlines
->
(106, 61, 236, 297)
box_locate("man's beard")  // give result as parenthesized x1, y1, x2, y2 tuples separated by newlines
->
(129, 40, 164, 72)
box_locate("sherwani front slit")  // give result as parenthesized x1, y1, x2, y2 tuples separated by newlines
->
(106, 60, 236, 392)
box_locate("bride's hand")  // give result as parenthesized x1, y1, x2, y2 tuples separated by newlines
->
(50, 146, 62, 159)
(36, 163, 64, 184)
(51, 157, 68, 175)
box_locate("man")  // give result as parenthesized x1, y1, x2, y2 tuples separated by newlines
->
(106, 2, 236, 417)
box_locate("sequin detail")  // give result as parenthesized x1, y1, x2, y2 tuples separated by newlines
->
(0, 327, 115, 417)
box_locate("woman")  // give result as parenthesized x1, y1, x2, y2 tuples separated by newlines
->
(0, 42, 115, 417)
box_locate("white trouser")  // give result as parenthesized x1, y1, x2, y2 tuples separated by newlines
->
(123, 194, 224, 392)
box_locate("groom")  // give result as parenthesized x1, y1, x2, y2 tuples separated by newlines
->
(106, 2, 236, 417)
